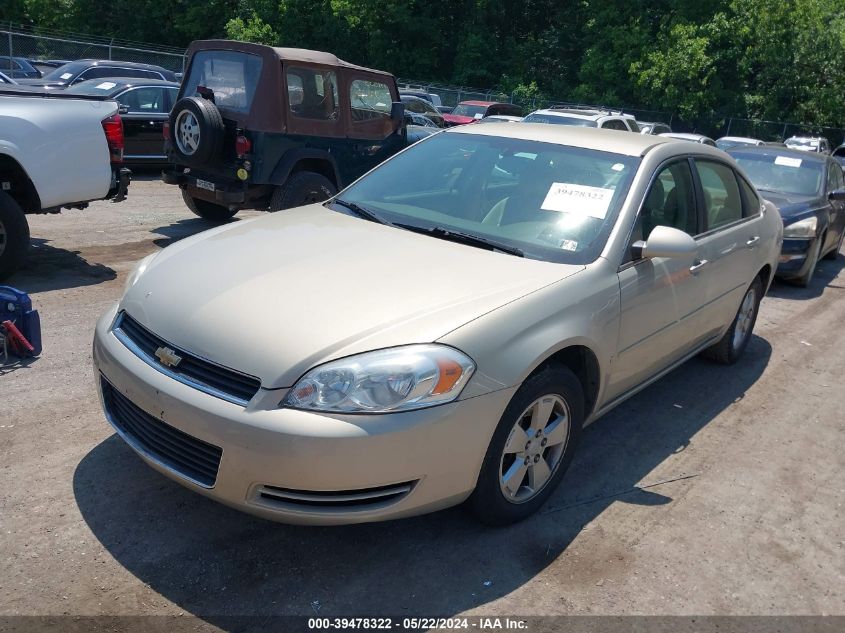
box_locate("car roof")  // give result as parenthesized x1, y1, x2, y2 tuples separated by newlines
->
(718, 136, 762, 143)
(66, 77, 180, 95)
(60, 58, 172, 72)
(448, 122, 676, 156)
(187, 40, 394, 78)
(532, 108, 634, 120)
(660, 132, 712, 141)
(727, 145, 829, 163)
(458, 100, 502, 106)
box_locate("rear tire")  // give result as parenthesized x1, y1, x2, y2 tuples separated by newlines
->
(269, 171, 337, 211)
(701, 276, 762, 365)
(181, 189, 236, 222)
(468, 365, 584, 526)
(0, 191, 30, 280)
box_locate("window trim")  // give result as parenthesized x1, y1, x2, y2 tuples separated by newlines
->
(618, 156, 703, 270)
(691, 156, 759, 237)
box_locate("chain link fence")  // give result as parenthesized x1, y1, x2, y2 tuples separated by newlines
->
(4, 25, 844, 146)
(1, 24, 186, 73)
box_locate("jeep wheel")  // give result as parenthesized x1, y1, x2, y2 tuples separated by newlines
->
(170, 96, 225, 165)
(182, 190, 237, 223)
(269, 172, 337, 211)
(0, 191, 30, 280)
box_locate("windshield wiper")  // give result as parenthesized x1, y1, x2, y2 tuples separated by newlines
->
(398, 224, 524, 257)
(330, 198, 394, 227)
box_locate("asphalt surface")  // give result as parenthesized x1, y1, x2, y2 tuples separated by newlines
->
(1, 175, 843, 627)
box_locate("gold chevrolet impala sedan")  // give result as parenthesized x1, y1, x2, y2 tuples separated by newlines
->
(93, 123, 782, 525)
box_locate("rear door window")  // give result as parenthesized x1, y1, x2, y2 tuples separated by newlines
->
(695, 160, 744, 230)
(183, 50, 263, 113)
(118, 87, 168, 113)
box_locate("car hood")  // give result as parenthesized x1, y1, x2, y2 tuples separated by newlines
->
(759, 190, 826, 220)
(120, 205, 583, 389)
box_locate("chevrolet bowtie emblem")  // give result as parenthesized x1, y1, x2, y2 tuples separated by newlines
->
(154, 346, 182, 368)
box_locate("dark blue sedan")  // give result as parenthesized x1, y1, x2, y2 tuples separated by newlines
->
(729, 147, 845, 286)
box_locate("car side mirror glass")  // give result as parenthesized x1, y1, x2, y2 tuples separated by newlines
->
(118, 104, 129, 115)
(828, 189, 845, 201)
(390, 101, 405, 126)
(633, 225, 697, 260)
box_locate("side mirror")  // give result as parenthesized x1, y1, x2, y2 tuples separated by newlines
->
(390, 101, 405, 126)
(632, 225, 697, 260)
(118, 104, 129, 115)
(828, 189, 845, 201)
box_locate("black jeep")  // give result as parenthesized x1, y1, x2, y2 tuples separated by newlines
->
(163, 40, 409, 221)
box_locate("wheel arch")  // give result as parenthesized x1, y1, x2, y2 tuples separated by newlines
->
(0, 153, 41, 214)
(269, 150, 342, 190)
(526, 344, 601, 421)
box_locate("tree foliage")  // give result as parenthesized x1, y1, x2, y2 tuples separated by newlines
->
(5, 0, 845, 126)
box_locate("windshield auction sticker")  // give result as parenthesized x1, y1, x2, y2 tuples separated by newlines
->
(774, 156, 802, 168)
(541, 183, 614, 218)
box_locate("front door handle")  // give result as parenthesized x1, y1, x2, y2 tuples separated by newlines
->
(689, 259, 709, 275)
(746, 236, 760, 247)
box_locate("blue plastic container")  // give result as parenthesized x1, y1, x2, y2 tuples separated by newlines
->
(0, 286, 42, 357)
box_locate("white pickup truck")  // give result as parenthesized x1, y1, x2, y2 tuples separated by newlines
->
(0, 87, 131, 278)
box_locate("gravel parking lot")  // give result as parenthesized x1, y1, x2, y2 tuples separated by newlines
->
(1, 175, 843, 624)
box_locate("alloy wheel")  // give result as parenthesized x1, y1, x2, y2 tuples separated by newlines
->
(732, 285, 757, 351)
(175, 110, 200, 156)
(498, 394, 570, 504)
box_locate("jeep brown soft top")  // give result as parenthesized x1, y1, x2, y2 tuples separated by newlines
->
(163, 39, 409, 221)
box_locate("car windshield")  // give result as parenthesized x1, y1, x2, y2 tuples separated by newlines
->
(182, 50, 262, 113)
(785, 139, 820, 150)
(717, 139, 756, 150)
(451, 104, 487, 117)
(335, 132, 639, 264)
(42, 63, 84, 82)
(732, 152, 824, 197)
(523, 113, 598, 127)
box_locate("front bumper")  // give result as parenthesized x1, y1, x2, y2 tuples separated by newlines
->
(92, 305, 515, 525)
(776, 237, 816, 278)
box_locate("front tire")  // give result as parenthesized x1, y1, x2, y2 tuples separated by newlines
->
(701, 276, 762, 365)
(0, 191, 30, 280)
(468, 365, 584, 525)
(181, 189, 237, 222)
(269, 171, 337, 211)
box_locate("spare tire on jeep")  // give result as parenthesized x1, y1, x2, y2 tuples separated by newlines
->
(169, 96, 225, 165)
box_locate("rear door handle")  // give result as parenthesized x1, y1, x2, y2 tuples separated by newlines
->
(746, 236, 760, 247)
(689, 259, 709, 275)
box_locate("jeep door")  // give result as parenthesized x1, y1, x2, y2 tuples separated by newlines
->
(340, 74, 405, 185)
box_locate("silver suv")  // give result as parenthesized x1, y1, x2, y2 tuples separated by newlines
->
(523, 106, 639, 132)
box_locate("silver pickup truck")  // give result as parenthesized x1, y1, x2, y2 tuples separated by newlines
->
(0, 87, 131, 279)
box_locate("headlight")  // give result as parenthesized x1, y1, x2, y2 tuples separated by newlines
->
(783, 216, 818, 238)
(284, 344, 476, 413)
(124, 253, 157, 291)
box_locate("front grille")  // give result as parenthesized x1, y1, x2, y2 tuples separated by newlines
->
(255, 481, 416, 512)
(114, 312, 261, 405)
(101, 378, 222, 487)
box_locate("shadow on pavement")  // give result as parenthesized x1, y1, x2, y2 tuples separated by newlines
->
(151, 217, 239, 248)
(9, 238, 116, 294)
(74, 336, 772, 626)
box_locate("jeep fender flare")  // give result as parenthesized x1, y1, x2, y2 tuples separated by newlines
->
(269, 149, 342, 190)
